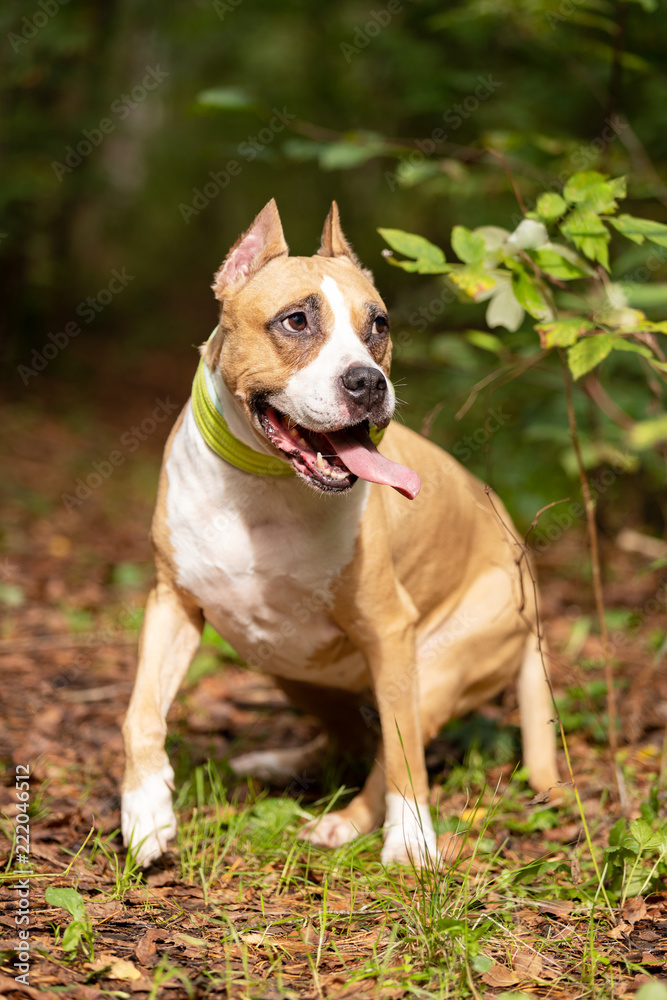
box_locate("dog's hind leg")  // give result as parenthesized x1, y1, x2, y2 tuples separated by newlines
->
(229, 733, 328, 786)
(517, 635, 560, 794)
(121, 577, 203, 866)
(230, 677, 376, 789)
(300, 754, 386, 848)
(258, 677, 385, 847)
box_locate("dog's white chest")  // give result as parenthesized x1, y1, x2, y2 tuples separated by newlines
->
(164, 407, 370, 688)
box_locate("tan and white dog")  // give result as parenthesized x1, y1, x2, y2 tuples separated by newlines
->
(121, 199, 559, 868)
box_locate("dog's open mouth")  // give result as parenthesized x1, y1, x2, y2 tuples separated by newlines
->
(258, 406, 421, 499)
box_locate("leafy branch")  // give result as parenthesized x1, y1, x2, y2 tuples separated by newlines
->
(380, 170, 667, 804)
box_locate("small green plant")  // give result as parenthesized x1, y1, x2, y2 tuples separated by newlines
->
(44, 886, 95, 960)
(86, 830, 144, 899)
(604, 789, 667, 905)
(148, 955, 195, 1000)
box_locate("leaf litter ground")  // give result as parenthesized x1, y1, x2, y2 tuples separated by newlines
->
(1, 352, 667, 999)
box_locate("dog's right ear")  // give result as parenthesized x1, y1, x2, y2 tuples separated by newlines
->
(212, 199, 288, 300)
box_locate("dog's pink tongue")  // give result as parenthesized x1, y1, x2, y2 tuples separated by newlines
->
(324, 426, 421, 499)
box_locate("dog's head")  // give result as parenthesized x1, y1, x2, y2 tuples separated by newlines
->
(204, 199, 419, 498)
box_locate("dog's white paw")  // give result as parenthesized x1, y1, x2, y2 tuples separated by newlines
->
(121, 764, 177, 867)
(381, 794, 437, 868)
(299, 811, 361, 848)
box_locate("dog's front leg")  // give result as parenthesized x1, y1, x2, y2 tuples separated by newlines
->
(121, 574, 203, 866)
(332, 494, 436, 866)
(351, 603, 437, 866)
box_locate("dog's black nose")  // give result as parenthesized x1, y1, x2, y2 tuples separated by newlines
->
(341, 366, 387, 408)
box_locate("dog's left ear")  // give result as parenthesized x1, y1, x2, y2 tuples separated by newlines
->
(318, 202, 373, 280)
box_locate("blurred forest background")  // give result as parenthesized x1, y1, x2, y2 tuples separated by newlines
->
(3, 0, 667, 532)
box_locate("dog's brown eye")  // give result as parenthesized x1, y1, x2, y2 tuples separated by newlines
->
(373, 316, 389, 336)
(282, 312, 308, 333)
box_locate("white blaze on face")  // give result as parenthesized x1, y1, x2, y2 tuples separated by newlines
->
(271, 274, 394, 432)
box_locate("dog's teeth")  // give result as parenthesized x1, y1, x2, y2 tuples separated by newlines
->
(316, 452, 324, 469)
(289, 426, 300, 439)
(298, 436, 309, 449)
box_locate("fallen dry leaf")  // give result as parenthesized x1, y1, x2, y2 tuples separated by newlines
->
(622, 896, 649, 925)
(89, 952, 142, 981)
(513, 945, 543, 979)
(481, 962, 521, 988)
(134, 926, 161, 965)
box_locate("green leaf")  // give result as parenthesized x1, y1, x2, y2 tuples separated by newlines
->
(535, 192, 568, 223)
(387, 257, 450, 274)
(610, 339, 653, 359)
(607, 213, 667, 248)
(465, 330, 505, 354)
(531, 246, 592, 280)
(630, 415, 667, 450)
(378, 228, 447, 269)
(196, 87, 255, 111)
(62, 921, 86, 954)
(0, 583, 25, 607)
(450, 265, 497, 300)
(607, 817, 627, 848)
(563, 172, 626, 213)
(627, 818, 662, 852)
(393, 159, 442, 188)
(472, 955, 492, 973)
(45, 886, 88, 922)
(567, 334, 614, 379)
(510, 265, 552, 320)
(281, 138, 325, 162)
(319, 140, 383, 170)
(451, 225, 486, 265)
(634, 982, 667, 1000)
(560, 208, 610, 270)
(536, 317, 594, 349)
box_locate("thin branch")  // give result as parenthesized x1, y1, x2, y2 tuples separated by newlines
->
(486, 147, 527, 215)
(582, 374, 635, 431)
(524, 498, 572, 546)
(0, 633, 138, 653)
(484, 486, 615, 917)
(559, 351, 620, 800)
